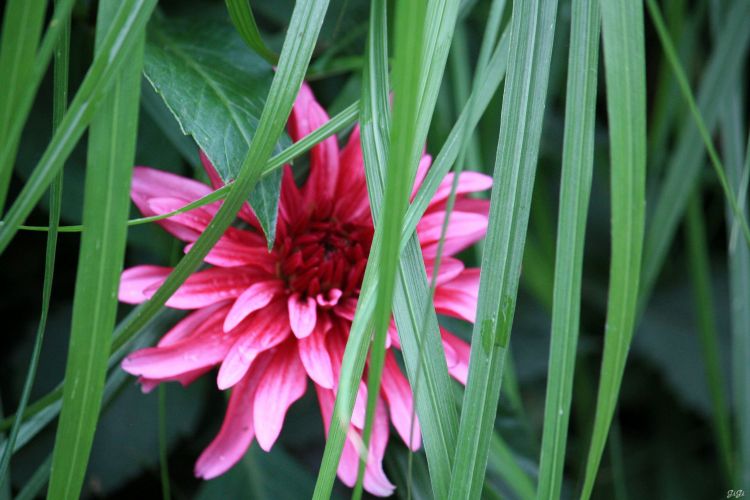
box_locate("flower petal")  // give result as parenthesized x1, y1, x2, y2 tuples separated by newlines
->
(429, 171, 493, 205)
(119, 265, 171, 304)
(122, 306, 231, 379)
(224, 280, 284, 331)
(434, 268, 480, 322)
(424, 256, 465, 286)
(441, 328, 470, 384)
(151, 267, 265, 310)
(289, 83, 339, 207)
(417, 211, 489, 258)
(199, 150, 261, 229)
(288, 293, 317, 338)
(381, 352, 421, 450)
(298, 318, 335, 388)
(334, 126, 371, 222)
(194, 356, 271, 479)
(253, 341, 308, 451)
(217, 299, 291, 389)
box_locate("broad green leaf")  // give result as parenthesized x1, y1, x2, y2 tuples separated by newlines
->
(144, 15, 289, 247)
(449, 0, 559, 496)
(580, 0, 647, 495)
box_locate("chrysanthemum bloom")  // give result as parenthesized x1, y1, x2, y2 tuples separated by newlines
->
(119, 84, 490, 496)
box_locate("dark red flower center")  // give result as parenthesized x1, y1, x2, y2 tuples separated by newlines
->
(276, 217, 373, 299)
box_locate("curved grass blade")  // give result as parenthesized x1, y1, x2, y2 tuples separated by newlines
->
(226, 0, 278, 64)
(46, 1, 147, 497)
(0, 0, 48, 213)
(0, 2, 69, 487)
(354, 1, 427, 495)
(535, 0, 599, 497)
(0, 0, 158, 256)
(640, 0, 750, 304)
(579, 0, 646, 496)
(448, 0, 559, 496)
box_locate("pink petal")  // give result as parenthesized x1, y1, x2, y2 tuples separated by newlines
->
(139, 366, 210, 393)
(334, 127, 371, 223)
(279, 165, 303, 226)
(434, 269, 480, 322)
(410, 155, 433, 199)
(298, 319, 335, 388)
(418, 211, 489, 258)
(122, 307, 232, 379)
(333, 298, 358, 321)
(314, 387, 394, 496)
(288, 293, 317, 338)
(158, 302, 231, 347)
(253, 341, 308, 451)
(217, 299, 291, 389)
(147, 197, 214, 236)
(185, 238, 276, 271)
(149, 267, 264, 310)
(326, 324, 367, 428)
(224, 280, 284, 331)
(199, 150, 261, 230)
(381, 352, 421, 450)
(424, 256, 465, 286)
(316, 288, 342, 307)
(130, 167, 218, 241)
(194, 356, 271, 479)
(289, 83, 340, 207)
(119, 265, 171, 304)
(429, 171, 493, 205)
(441, 329, 470, 384)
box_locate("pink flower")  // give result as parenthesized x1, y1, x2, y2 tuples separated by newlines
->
(119, 84, 491, 496)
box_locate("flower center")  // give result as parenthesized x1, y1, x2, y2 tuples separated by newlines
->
(277, 217, 372, 299)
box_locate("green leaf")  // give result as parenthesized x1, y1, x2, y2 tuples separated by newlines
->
(580, 0, 647, 495)
(535, 0, 599, 497)
(46, 0, 147, 497)
(0, 0, 48, 212)
(144, 15, 289, 247)
(449, 0, 559, 496)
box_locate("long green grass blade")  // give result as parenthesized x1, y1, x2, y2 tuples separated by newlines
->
(684, 193, 733, 480)
(536, 0, 599, 497)
(579, 0, 646, 496)
(640, 0, 750, 303)
(449, 0, 559, 496)
(0, 0, 157, 255)
(226, 0, 278, 64)
(0, 0, 77, 211)
(0, 0, 48, 213)
(354, 0, 427, 495)
(0, 0, 68, 488)
(47, 2, 147, 497)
